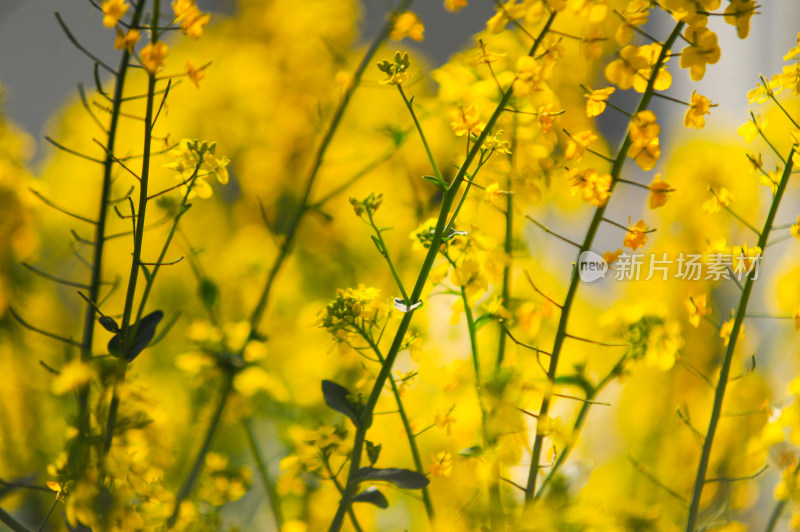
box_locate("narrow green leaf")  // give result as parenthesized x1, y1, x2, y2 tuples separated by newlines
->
(98, 316, 120, 334)
(459, 445, 483, 458)
(352, 487, 389, 509)
(108, 310, 164, 362)
(366, 440, 382, 466)
(321, 380, 360, 426)
(140, 264, 153, 282)
(473, 314, 495, 331)
(356, 467, 430, 489)
(370, 235, 385, 255)
(422, 175, 447, 191)
(198, 278, 219, 309)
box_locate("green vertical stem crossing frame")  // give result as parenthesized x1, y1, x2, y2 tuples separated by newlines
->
(685, 147, 795, 531)
(328, 12, 558, 532)
(524, 21, 685, 504)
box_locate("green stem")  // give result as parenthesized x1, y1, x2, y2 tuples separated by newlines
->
(685, 147, 794, 532)
(764, 499, 788, 532)
(36, 497, 58, 532)
(102, 37, 159, 456)
(248, 0, 416, 336)
(322, 453, 365, 532)
(367, 213, 409, 302)
(167, 372, 234, 528)
(719, 201, 760, 236)
(328, 13, 558, 531)
(0, 506, 32, 532)
(133, 168, 199, 325)
(459, 286, 503, 530)
(524, 21, 685, 504)
(73, 0, 145, 474)
(167, 3, 419, 519)
(445, 159, 483, 233)
(763, 463, 799, 532)
(359, 329, 434, 520)
(496, 117, 516, 370)
(242, 418, 283, 531)
(535, 354, 626, 498)
(398, 85, 444, 184)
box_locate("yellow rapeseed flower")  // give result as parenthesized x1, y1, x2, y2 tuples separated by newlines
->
(623, 218, 649, 250)
(720, 318, 744, 346)
(737, 115, 767, 143)
(186, 59, 209, 88)
(790, 215, 800, 242)
(605, 45, 648, 90)
(140, 41, 168, 73)
(114, 28, 140, 52)
(662, 0, 719, 29)
(615, 0, 650, 46)
(101, 0, 129, 28)
(603, 249, 623, 264)
(702, 187, 735, 214)
(569, 0, 608, 23)
(746, 78, 781, 104)
(777, 63, 800, 96)
(565, 130, 598, 161)
(680, 26, 721, 81)
(585, 86, 615, 118)
(648, 175, 672, 208)
(427, 451, 453, 477)
(486, 1, 527, 34)
(444, 0, 468, 12)
(450, 105, 485, 138)
(172, 0, 211, 39)
(390, 12, 425, 41)
(723, 0, 757, 39)
(686, 294, 711, 328)
(685, 91, 711, 129)
(628, 110, 661, 170)
(567, 168, 612, 207)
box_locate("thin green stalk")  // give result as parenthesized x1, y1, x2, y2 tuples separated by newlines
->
(36, 497, 58, 532)
(168, 3, 418, 524)
(73, 0, 145, 473)
(103, 0, 161, 455)
(764, 463, 799, 532)
(248, 0, 416, 336)
(167, 372, 234, 528)
(367, 213, 409, 302)
(535, 354, 626, 498)
(718, 199, 760, 236)
(359, 329, 434, 520)
(328, 13, 558, 531)
(459, 286, 503, 530)
(524, 22, 685, 504)
(496, 117, 517, 370)
(322, 453, 365, 532)
(445, 156, 487, 233)
(398, 85, 444, 183)
(242, 418, 283, 531)
(134, 167, 200, 325)
(764, 499, 789, 532)
(0, 507, 31, 532)
(685, 147, 795, 532)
